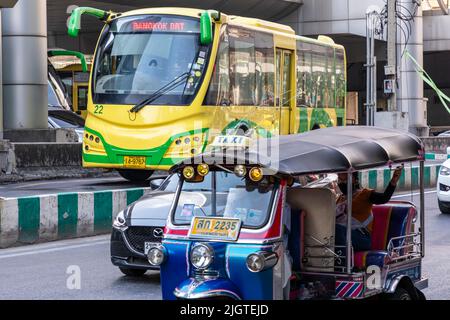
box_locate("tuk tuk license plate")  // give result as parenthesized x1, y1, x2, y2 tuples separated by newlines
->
(189, 217, 241, 241)
(123, 156, 146, 169)
(144, 242, 159, 255)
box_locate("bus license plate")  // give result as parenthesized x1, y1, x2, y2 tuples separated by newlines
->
(189, 217, 241, 241)
(123, 156, 146, 168)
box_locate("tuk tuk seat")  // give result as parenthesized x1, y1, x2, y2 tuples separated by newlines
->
(354, 202, 416, 269)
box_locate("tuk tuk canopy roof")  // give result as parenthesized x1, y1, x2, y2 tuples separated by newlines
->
(172, 126, 424, 175)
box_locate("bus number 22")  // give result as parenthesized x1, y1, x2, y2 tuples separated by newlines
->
(94, 105, 104, 114)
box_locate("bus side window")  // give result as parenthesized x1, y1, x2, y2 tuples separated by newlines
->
(229, 28, 256, 106)
(311, 44, 327, 108)
(296, 42, 312, 108)
(326, 47, 336, 108)
(335, 48, 346, 109)
(255, 32, 275, 107)
(205, 26, 231, 106)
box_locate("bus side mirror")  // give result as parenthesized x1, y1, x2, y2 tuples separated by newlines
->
(200, 10, 220, 45)
(68, 7, 108, 38)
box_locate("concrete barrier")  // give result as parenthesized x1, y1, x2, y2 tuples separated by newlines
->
(359, 163, 440, 192)
(0, 163, 441, 249)
(0, 187, 151, 248)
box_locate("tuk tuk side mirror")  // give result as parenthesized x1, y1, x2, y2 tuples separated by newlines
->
(48, 50, 88, 72)
(68, 7, 108, 38)
(200, 10, 220, 45)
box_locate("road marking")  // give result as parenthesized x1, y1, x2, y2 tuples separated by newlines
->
(392, 190, 437, 198)
(0, 239, 109, 259)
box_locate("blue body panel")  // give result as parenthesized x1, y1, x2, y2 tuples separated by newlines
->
(160, 239, 279, 300)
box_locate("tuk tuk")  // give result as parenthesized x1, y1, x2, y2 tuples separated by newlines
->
(147, 126, 428, 300)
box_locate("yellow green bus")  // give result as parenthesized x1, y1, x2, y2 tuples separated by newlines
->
(68, 7, 346, 181)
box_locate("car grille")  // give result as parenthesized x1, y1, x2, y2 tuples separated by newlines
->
(124, 226, 163, 253)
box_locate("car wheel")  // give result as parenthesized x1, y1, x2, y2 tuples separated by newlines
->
(385, 287, 413, 300)
(119, 267, 147, 277)
(438, 200, 450, 214)
(118, 169, 153, 182)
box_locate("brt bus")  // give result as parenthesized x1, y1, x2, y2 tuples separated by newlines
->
(68, 7, 347, 181)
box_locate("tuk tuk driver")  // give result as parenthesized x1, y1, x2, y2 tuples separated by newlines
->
(334, 165, 403, 251)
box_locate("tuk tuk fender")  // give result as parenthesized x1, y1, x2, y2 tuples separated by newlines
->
(174, 277, 242, 300)
(385, 275, 421, 300)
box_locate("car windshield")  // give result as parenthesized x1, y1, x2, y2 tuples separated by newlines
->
(171, 171, 276, 229)
(92, 15, 211, 105)
(49, 111, 85, 128)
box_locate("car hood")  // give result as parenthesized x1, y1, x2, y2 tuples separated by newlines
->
(128, 192, 174, 224)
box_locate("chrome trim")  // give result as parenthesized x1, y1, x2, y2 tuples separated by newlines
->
(246, 251, 278, 273)
(174, 287, 241, 300)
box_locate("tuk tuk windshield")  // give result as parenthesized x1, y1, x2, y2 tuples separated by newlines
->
(172, 171, 276, 228)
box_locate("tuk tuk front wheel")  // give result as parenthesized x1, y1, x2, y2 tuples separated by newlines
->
(119, 267, 147, 277)
(385, 287, 413, 300)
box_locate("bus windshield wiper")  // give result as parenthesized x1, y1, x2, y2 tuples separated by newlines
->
(129, 72, 189, 113)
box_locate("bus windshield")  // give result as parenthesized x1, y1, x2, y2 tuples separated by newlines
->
(93, 15, 211, 106)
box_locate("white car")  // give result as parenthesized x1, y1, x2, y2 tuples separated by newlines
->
(437, 158, 450, 214)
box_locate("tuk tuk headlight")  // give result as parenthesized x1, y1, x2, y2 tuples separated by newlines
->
(234, 165, 247, 177)
(147, 245, 167, 266)
(197, 163, 209, 176)
(183, 166, 195, 179)
(246, 251, 278, 273)
(113, 210, 127, 229)
(190, 243, 214, 270)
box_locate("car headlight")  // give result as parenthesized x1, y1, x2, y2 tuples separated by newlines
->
(246, 251, 278, 272)
(147, 245, 167, 266)
(190, 243, 214, 270)
(113, 210, 127, 229)
(440, 165, 450, 176)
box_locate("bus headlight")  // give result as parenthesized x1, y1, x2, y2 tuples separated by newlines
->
(147, 245, 167, 266)
(246, 252, 278, 272)
(190, 243, 214, 270)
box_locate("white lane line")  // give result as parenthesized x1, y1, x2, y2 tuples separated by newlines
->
(392, 190, 437, 198)
(12, 177, 122, 189)
(0, 240, 109, 259)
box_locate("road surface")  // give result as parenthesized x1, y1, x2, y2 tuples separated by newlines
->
(0, 190, 448, 299)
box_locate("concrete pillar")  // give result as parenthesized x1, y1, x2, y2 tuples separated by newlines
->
(2, 0, 47, 129)
(396, 1, 427, 136)
(0, 10, 3, 139)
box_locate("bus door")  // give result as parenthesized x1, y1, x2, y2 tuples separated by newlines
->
(73, 72, 90, 119)
(276, 49, 293, 135)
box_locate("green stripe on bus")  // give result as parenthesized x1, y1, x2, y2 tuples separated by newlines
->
(127, 189, 144, 205)
(18, 197, 40, 243)
(94, 192, 113, 233)
(368, 170, 377, 189)
(58, 194, 78, 238)
(411, 167, 419, 189)
(424, 166, 430, 188)
(298, 108, 308, 132)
